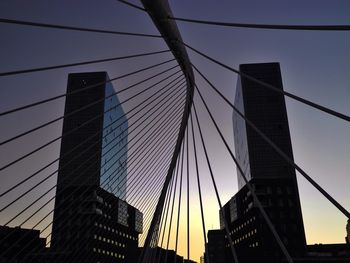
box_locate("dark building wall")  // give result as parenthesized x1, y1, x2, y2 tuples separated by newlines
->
(222, 178, 307, 262)
(52, 72, 107, 251)
(0, 226, 46, 263)
(307, 244, 350, 258)
(51, 72, 139, 263)
(90, 188, 141, 263)
(228, 63, 307, 262)
(50, 187, 142, 263)
(52, 72, 107, 252)
(57, 72, 106, 188)
(234, 63, 296, 185)
(138, 247, 184, 263)
(207, 229, 226, 263)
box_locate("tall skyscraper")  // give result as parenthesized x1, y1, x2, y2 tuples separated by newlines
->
(220, 63, 306, 262)
(233, 63, 297, 190)
(53, 72, 128, 197)
(51, 72, 142, 263)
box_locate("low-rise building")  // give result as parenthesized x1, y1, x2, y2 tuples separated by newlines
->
(0, 226, 46, 263)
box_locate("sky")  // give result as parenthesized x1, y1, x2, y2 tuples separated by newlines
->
(0, 0, 350, 262)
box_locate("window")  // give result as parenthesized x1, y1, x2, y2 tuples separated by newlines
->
(278, 199, 284, 207)
(95, 208, 102, 215)
(97, 196, 104, 204)
(277, 187, 282, 195)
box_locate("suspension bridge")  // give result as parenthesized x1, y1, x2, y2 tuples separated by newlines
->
(0, 0, 349, 262)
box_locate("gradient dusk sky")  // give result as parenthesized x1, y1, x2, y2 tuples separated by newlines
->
(0, 1, 350, 262)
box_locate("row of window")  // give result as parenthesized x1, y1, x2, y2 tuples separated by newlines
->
(93, 247, 125, 259)
(249, 242, 259, 248)
(95, 207, 112, 220)
(231, 229, 258, 244)
(227, 241, 259, 247)
(94, 222, 137, 240)
(231, 216, 256, 234)
(94, 235, 125, 247)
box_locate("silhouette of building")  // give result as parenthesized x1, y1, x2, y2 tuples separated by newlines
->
(220, 62, 306, 262)
(0, 226, 46, 263)
(127, 247, 184, 263)
(51, 72, 141, 262)
(307, 243, 350, 259)
(155, 247, 184, 263)
(206, 229, 226, 263)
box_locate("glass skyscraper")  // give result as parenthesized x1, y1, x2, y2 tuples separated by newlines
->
(101, 81, 128, 199)
(220, 63, 306, 262)
(51, 72, 142, 263)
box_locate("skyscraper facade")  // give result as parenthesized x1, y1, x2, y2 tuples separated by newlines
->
(51, 72, 141, 263)
(221, 63, 306, 262)
(206, 229, 226, 263)
(101, 80, 128, 199)
(233, 63, 297, 189)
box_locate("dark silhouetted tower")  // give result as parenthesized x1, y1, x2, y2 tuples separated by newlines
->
(51, 72, 142, 263)
(221, 63, 306, 262)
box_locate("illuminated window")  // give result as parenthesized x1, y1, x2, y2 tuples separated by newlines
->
(95, 208, 103, 215)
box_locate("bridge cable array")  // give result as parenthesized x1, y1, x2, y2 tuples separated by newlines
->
(169, 16, 350, 31)
(0, 33, 188, 259)
(1, 1, 350, 263)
